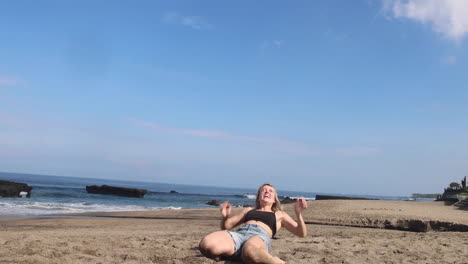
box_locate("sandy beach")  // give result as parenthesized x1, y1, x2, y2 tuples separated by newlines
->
(1, 200, 467, 264)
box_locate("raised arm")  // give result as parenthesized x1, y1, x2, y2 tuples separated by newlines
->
(281, 198, 308, 237)
(219, 201, 252, 230)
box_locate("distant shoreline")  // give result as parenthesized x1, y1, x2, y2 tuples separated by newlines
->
(1, 171, 421, 198)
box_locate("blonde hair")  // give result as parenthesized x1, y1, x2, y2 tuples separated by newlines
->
(255, 183, 282, 212)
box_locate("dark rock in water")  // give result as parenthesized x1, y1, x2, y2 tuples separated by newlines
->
(315, 195, 377, 200)
(0, 180, 32, 198)
(170, 190, 178, 193)
(206, 200, 219, 206)
(281, 196, 297, 204)
(86, 185, 147, 198)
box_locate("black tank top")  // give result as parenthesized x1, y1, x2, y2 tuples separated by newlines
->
(244, 210, 277, 236)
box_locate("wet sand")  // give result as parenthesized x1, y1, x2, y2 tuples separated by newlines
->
(0, 200, 466, 263)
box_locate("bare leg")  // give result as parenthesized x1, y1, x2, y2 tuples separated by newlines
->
(199, 231, 236, 261)
(241, 236, 285, 264)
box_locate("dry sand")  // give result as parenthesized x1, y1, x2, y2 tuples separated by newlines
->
(0, 200, 467, 264)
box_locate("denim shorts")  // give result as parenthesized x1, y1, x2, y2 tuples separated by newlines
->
(226, 224, 272, 258)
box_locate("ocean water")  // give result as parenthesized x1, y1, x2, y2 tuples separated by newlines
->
(0, 172, 417, 217)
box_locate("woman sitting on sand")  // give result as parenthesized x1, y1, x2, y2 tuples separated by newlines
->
(199, 183, 307, 264)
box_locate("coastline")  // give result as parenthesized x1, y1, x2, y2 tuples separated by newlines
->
(1, 200, 466, 263)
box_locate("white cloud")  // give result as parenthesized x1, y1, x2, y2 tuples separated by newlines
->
(259, 40, 285, 54)
(419, 103, 444, 113)
(383, 0, 468, 42)
(335, 146, 381, 157)
(0, 76, 19, 86)
(128, 118, 315, 155)
(441, 55, 457, 65)
(0, 111, 34, 128)
(273, 40, 285, 48)
(324, 29, 349, 42)
(105, 157, 153, 170)
(162, 12, 214, 30)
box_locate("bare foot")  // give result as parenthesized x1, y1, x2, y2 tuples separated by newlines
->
(273, 256, 286, 264)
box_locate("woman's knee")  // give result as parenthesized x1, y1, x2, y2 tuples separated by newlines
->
(199, 235, 227, 260)
(199, 236, 215, 257)
(241, 239, 265, 263)
(199, 231, 236, 261)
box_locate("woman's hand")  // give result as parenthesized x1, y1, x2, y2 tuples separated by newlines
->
(294, 197, 307, 216)
(220, 201, 231, 219)
(281, 198, 308, 237)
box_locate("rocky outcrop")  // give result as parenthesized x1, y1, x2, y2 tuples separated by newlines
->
(86, 185, 147, 198)
(206, 200, 219, 206)
(306, 218, 468, 233)
(0, 180, 32, 198)
(440, 176, 467, 202)
(315, 195, 377, 200)
(281, 196, 297, 204)
(440, 189, 464, 202)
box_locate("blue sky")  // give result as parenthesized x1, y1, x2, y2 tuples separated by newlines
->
(1, 0, 467, 196)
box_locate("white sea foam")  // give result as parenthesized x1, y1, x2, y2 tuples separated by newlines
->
(288, 196, 316, 201)
(0, 201, 180, 217)
(243, 194, 256, 199)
